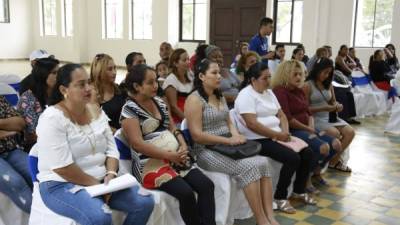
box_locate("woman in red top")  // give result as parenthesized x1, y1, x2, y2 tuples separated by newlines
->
(272, 60, 341, 193)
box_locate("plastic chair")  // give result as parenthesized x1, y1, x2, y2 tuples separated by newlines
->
(181, 119, 253, 224)
(0, 74, 21, 93)
(0, 83, 19, 106)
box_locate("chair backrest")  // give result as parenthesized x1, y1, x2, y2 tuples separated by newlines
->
(0, 83, 19, 106)
(180, 119, 193, 146)
(28, 146, 39, 183)
(0, 74, 21, 93)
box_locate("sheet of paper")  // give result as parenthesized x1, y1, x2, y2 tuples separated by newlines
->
(85, 174, 139, 197)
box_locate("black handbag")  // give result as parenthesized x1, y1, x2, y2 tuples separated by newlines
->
(207, 140, 261, 160)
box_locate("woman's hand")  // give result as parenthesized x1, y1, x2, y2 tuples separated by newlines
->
(102, 173, 116, 204)
(325, 104, 337, 112)
(166, 149, 188, 165)
(226, 134, 246, 146)
(335, 103, 343, 112)
(276, 131, 291, 142)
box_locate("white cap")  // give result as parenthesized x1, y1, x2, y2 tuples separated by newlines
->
(29, 49, 51, 61)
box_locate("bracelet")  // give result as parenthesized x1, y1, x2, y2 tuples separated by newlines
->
(106, 171, 118, 177)
(173, 129, 183, 137)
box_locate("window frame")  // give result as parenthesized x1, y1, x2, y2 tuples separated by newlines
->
(0, 0, 10, 23)
(130, 0, 153, 40)
(272, 0, 302, 46)
(41, 0, 58, 36)
(352, 0, 393, 48)
(103, 0, 124, 39)
(62, 0, 73, 37)
(179, 0, 205, 43)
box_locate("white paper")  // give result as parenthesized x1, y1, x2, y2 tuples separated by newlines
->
(85, 174, 139, 197)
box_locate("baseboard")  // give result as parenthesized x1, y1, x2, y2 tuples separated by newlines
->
(0, 58, 29, 61)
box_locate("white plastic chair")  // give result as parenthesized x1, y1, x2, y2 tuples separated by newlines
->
(0, 74, 21, 93)
(351, 70, 387, 116)
(384, 75, 400, 135)
(181, 119, 253, 224)
(0, 83, 19, 107)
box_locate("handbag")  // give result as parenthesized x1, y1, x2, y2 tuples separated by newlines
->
(144, 130, 194, 171)
(207, 135, 261, 159)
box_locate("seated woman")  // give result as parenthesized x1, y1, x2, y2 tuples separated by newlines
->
(268, 44, 285, 75)
(384, 44, 400, 74)
(369, 49, 393, 91)
(163, 48, 193, 125)
(292, 48, 307, 73)
(17, 57, 59, 151)
(235, 62, 316, 214)
(121, 64, 216, 225)
(304, 58, 355, 172)
(236, 51, 260, 81)
(0, 96, 32, 213)
(206, 45, 241, 108)
(348, 48, 367, 74)
(185, 59, 279, 225)
(272, 60, 341, 192)
(306, 47, 328, 71)
(231, 42, 249, 69)
(90, 53, 127, 132)
(335, 45, 357, 77)
(36, 64, 154, 225)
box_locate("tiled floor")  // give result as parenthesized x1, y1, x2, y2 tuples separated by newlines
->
(236, 115, 400, 225)
(1, 61, 400, 225)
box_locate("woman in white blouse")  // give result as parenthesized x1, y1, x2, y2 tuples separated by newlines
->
(35, 63, 154, 225)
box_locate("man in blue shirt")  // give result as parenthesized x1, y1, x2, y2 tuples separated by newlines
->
(249, 17, 275, 65)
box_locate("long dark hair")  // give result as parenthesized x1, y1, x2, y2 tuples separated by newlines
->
(240, 62, 269, 90)
(307, 58, 334, 89)
(193, 59, 222, 102)
(193, 44, 209, 69)
(24, 57, 59, 108)
(48, 63, 82, 106)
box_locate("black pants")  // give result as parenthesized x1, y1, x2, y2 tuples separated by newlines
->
(158, 168, 216, 225)
(255, 139, 313, 199)
(334, 86, 357, 120)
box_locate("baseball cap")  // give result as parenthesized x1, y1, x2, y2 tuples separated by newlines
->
(29, 49, 52, 61)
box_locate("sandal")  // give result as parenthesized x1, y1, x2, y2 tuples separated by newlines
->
(291, 193, 317, 205)
(329, 161, 352, 173)
(312, 175, 329, 186)
(274, 199, 296, 214)
(305, 186, 321, 195)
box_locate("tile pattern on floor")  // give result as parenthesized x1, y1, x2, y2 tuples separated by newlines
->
(236, 115, 400, 225)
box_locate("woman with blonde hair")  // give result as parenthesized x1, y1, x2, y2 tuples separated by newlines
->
(90, 53, 127, 131)
(272, 60, 340, 193)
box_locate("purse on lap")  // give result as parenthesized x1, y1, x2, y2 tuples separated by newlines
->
(206, 133, 261, 160)
(276, 136, 308, 153)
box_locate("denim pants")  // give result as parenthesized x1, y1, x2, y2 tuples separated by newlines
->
(0, 149, 33, 213)
(290, 129, 337, 169)
(39, 181, 154, 225)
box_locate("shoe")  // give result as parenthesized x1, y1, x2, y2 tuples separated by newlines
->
(346, 118, 361, 125)
(305, 186, 321, 195)
(329, 161, 352, 173)
(274, 199, 296, 214)
(291, 193, 317, 205)
(312, 175, 330, 186)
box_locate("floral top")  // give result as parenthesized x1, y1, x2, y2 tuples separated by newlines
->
(17, 90, 44, 134)
(0, 96, 20, 154)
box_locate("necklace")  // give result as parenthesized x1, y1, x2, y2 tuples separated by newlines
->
(59, 102, 97, 154)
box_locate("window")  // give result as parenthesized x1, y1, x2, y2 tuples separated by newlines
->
(353, 0, 395, 47)
(0, 0, 9, 23)
(42, 0, 57, 35)
(104, 0, 123, 39)
(273, 0, 303, 44)
(179, 0, 206, 42)
(131, 0, 152, 40)
(62, 0, 73, 37)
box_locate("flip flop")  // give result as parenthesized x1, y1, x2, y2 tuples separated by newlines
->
(329, 161, 352, 173)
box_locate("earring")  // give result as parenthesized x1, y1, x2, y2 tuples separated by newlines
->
(63, 93, 68, 99)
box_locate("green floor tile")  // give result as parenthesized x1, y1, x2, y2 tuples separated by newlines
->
(340, 215, 370, 225)
(304, 215, 335, 225)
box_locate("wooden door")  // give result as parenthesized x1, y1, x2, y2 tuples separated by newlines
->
(210, 0, 266, 67)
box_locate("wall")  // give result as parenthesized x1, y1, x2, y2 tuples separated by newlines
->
(0, 0, 32, 59)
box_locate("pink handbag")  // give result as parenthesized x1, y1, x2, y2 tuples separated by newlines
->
(277, 136, 308, 152)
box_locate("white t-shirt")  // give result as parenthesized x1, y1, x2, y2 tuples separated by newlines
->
(162, 73, 193, 93)
(36, 106, 119, 183)
(234, 86, 282, 140)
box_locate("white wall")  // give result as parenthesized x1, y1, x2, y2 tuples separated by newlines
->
(0, 0, 32, 59)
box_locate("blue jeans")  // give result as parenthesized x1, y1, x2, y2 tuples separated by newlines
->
(39, 181, 154, 225)
(290, 129, 337, 169)
(0, 149, 33, 213)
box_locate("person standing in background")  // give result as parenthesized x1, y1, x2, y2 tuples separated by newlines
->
(249, 17, 275, 65)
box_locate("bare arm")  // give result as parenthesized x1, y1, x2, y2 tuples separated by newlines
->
(164, 86, 185, 120)
(336, 56, 353, 74)
(0, 117, 25, 132)
(184, 95, 231, 145)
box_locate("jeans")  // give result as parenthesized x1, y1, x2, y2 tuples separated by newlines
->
(158, 168, 216, 225)
(255, 139, 313, 199)
(39, 181, 154, 225)
(290, 129, 337, 169)
(0, 149, 33, 213)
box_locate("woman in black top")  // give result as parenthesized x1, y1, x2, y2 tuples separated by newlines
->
(385, 44, 400, 74)
(90, 53, 127, 131)
(369, 49, 393, 91)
